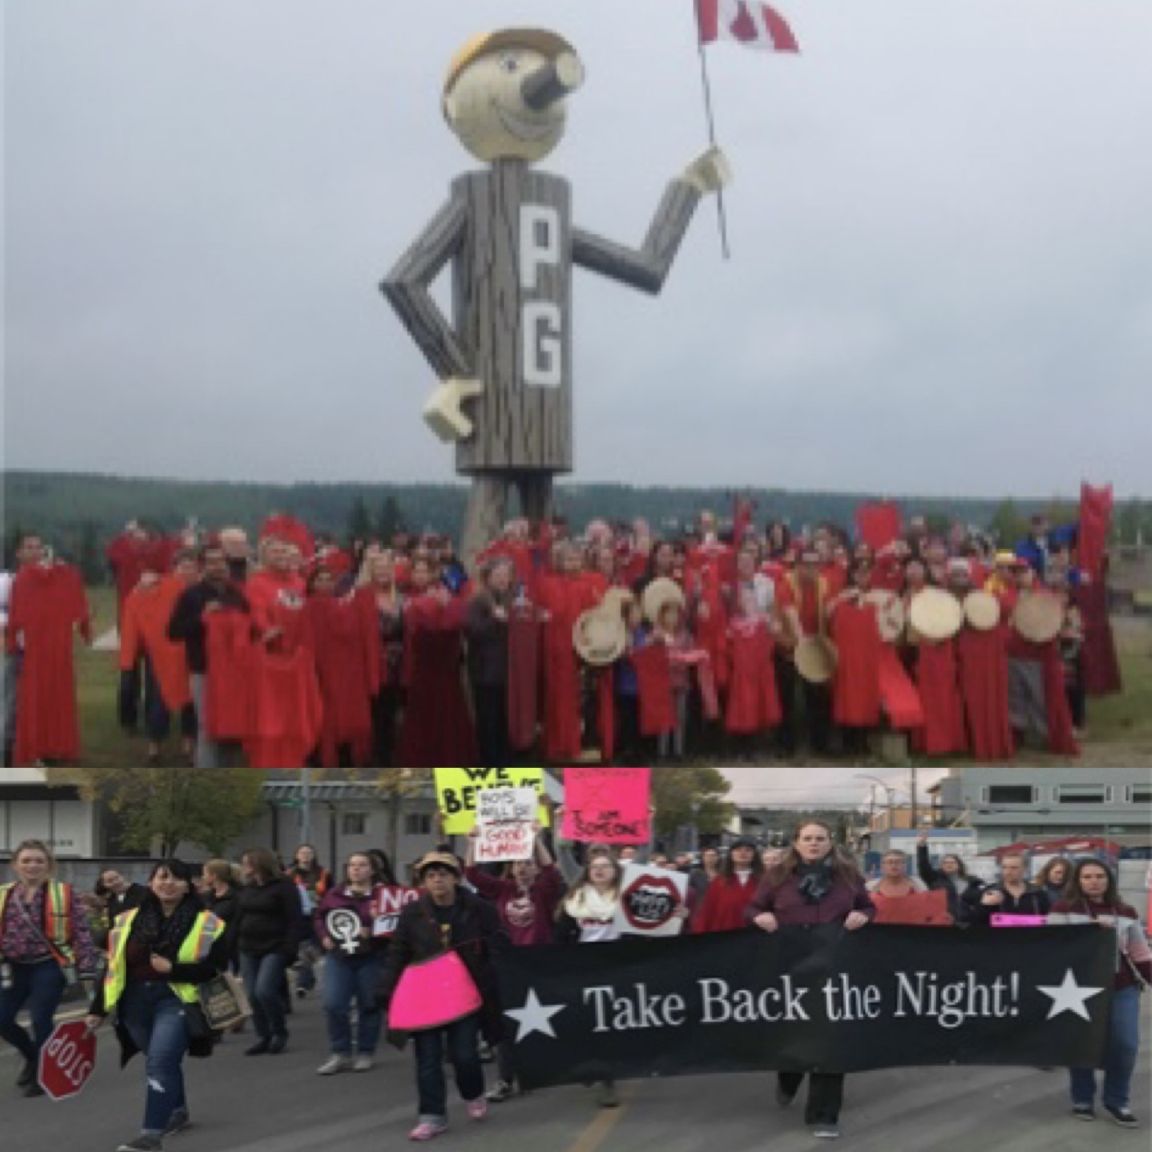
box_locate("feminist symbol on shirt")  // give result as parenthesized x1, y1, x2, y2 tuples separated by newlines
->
(325, 909, 362, 955)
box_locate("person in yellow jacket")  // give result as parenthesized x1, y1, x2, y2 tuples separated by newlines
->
(86, 859, 227, 1152)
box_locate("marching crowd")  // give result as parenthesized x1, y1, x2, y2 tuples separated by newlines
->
(2, 820, 1147, 1148)
(0, 506, 1122, 768)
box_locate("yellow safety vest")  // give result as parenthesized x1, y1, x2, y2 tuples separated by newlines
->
(104, 907, 224, 1010)
(0, 881, 77, 967)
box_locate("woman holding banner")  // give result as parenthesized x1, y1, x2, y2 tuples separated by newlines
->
(1050, 858, 1149, 1127)
(556, 851, 624, 1107)
(750, 822, 875, 1140)
(465, 823, 565, 1102)
(378, 851, 507, 1143)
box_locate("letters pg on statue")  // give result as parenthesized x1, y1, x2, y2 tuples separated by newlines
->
(382, 27, 731, 558)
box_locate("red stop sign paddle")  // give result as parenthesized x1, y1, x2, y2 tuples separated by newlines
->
(38, 1020, 97, 1100)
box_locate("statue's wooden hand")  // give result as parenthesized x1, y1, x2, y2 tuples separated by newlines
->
(683, 146, 732, 195)
(423, 377, 484, 442)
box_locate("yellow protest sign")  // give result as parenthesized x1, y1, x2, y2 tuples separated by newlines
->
(434, 767, 550, 834)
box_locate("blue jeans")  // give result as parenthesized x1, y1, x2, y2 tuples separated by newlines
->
(0, 959, 66, 1063)
(239, 951, 289, 1041)
(322, 952, 382, 1055)
(1069, 985, 1141, 1110)
(118, 982, 189, 1135)
(412, 1013, 484, 1122)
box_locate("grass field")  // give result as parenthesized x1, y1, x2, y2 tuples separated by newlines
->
(59, 586, 1152, 771)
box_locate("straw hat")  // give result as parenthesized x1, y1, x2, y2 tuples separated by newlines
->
(863, 589, 906, 643)
(963, 590, 1000, 632)
(1013, 591, 1063, 643)
(795, 635, 838, 683)
(413, 851, 463, 878)
(642, 577, 685, 625)
(573, 608, 627, 666)
(908, 587, 963, 641)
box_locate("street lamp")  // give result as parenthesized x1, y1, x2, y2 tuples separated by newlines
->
(854, 774, 896, 833)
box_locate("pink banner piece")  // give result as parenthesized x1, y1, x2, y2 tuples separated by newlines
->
(990, 914, 1048, 928)
(563, 768, 651, 845)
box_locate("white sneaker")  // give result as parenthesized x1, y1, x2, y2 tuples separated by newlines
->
(317, 1054, 352, 1075)
(352, 1054, 374, 1072)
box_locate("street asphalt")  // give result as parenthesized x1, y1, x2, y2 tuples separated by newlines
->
(3, 990, 1149, 1152)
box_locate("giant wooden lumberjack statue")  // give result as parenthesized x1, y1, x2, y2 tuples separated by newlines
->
(382, 28, 731, 563)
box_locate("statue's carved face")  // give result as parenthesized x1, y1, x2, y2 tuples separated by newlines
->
(444, 47, 569, 162)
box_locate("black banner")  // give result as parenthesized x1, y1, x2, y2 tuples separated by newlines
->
(497, 925, 1113, 1086)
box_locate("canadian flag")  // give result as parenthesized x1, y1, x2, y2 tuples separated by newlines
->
(697, 0, 800, 53)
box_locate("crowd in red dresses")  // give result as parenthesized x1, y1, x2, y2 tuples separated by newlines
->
(0, 505, 1123, 768)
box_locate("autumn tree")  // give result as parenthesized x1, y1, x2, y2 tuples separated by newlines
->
(648, 766, 734, 840)
(79, 768, 266, 857)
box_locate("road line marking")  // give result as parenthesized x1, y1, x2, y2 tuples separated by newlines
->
(563, 1088, 629, 1152)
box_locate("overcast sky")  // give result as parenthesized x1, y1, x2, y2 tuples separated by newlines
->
(5, 1, 1150, 499)
(721, 766, 948, 810)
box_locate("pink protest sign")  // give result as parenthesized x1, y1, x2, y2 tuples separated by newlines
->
(388, 951, 482, 1032)
(562, 768, 651, 844)
(990, 914, 1049, 927)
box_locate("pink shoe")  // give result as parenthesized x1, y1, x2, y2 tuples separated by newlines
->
(408, 1120, 448, 1142)
(466, 1098, 489, 1121)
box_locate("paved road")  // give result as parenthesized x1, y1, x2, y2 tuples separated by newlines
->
(4, 993, 1149, 1152)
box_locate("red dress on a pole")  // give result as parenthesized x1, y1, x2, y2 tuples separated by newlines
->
(830, 598, 882, 727)
(912, 639, 967, 755)
(724, 619, 781, 734)
(303, 595, 376, 767)
(7, 565, 90, 765)
(955, 625, 1014, 760)
(536, 573, 598, 762)
(397, 591, 477, 767)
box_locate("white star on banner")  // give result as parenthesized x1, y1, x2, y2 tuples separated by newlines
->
(504, 988, 567, 1042)
(1036, 968, 1106, 1021)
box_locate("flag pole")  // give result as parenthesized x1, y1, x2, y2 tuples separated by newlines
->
(695, 19, 731, 260)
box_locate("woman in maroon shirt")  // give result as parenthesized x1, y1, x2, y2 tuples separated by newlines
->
(749, 821, 875, 1141)
(465, 825, 564, 1103)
